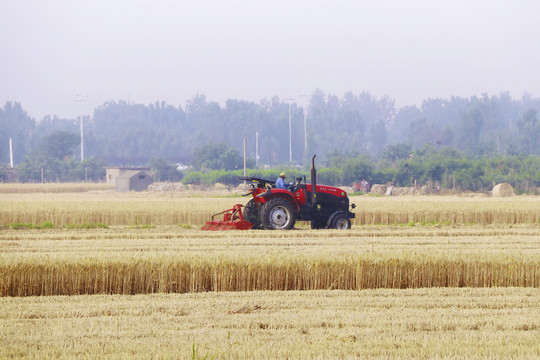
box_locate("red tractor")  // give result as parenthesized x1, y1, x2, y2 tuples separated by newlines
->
(202, 155, 356, 230)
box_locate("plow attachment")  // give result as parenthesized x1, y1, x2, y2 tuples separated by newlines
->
(201, 204, 252, 231)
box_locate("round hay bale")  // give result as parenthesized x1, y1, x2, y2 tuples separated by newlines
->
(492, 183, 514, 197)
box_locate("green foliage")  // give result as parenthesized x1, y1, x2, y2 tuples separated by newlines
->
(10, 222, 55, 230)
(150, 157, 183, 182)
(215, 171, 242, 191)
(4, 92, 540, 172)
(349, 191, 368, 196)
(423, 161, 444, 183)
(192, 342, 215, 360)
(130, 224, 156, 229)
(0, 168, 7, 182)
(372, 165, 397, 185)
(40, 131, 80, 160)
(17, 129, 105, 182)
(0, 102, 35, 164)
(4, 92, 540, 192)
(341, 156, 374, 185)
(380, 143, 412, 162)
(192, 142, 243, 171)
(178, 145, 540, 193)
(458, 106, 484, 151)
(18, 155, 106, 182)
(317, 168, 342, 186)
(326, 150, 350, 168)
(182, 171, 204, 186)
(517, 109, 540, 155)
(182, 168, 311, 189)
(65, 223, 108, 229)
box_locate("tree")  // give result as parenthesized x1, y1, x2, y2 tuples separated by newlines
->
(150, 157, 182, 182)
(40, 131, 80, 160)
(79, 157, 106, 181)
(341, 156, 374, 185)
(380, 143, 412, 162)
(369, 118, 387, 156)
(0, 101, 35, 165)
(215, 171, 242, 191)
(182, 171, 203, 186)
(458, 106, 484, 152)
(191, 142, 243, 171)
(326, 150, 350, 168)
(317, 168, 342, 186)
(517, 109, 539, 155)
(18, 150, 47, 182)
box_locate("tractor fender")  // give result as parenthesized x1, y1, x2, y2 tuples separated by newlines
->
(326, 210, 349, 228)
(257, 190, 300, 212)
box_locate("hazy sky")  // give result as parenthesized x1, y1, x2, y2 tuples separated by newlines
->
(1, 0, 539, 120)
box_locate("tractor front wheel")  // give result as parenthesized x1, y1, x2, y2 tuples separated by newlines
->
(261, 198, 296, 230)
(330, 213, 352, 229)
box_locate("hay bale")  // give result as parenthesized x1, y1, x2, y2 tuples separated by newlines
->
(148, 182, 185, 192)
(370, 184, 387, 195)
(492, 183, 514, 197)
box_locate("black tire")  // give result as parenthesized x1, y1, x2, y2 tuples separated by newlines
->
(330, 213, 352, 230)
(261, 198, 296, 230)
(243, 199, 262, 229)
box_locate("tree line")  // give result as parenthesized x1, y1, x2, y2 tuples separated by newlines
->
(1, 90, 540, 191)
(149, 142, 540, 194)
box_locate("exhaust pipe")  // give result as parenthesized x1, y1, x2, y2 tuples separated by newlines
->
(311, 154, 317, 208)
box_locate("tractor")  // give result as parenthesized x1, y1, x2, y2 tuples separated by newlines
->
(202, 155, 356, 230)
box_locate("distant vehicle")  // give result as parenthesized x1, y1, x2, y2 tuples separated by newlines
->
(353, 179, 370, 193)
(176, 163, 191, 171)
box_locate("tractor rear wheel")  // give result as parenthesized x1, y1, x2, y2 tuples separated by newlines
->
(261, 198, 296, 230)
(330, 213, 352, 229)
(243, 200, 262, 229)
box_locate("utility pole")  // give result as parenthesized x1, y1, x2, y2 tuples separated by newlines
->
(243, 136, 247, 188)
(303, 110, 307, 163)
(255, 131, 259, 168)
(298, 94, 309, 164)
(289, 102, 292, 163)
(75, 94, 87, 162)
(284, 98, 295, 164)
(80, 116, 84, 162)
(9, 137, 14, 168)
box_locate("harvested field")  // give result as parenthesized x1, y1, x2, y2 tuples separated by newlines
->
(1, 288, 539, 359)
(1, 189, 539, 358)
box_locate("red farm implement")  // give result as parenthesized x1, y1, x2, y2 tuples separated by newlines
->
(201, 204, 252, 231)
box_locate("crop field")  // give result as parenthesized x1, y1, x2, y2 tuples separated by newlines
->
(1, 189, 539, 358)
(2, 190, 540, 226)
(0, 182, 114, 194)
(2, 288, 539, 359)
(2, 225, 540, 296)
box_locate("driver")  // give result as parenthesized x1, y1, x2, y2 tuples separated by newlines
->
(276, 172, 287, 189)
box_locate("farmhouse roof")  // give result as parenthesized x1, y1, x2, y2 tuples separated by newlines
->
(104, 166, 151, 170)
(116, 170, 150, 179)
